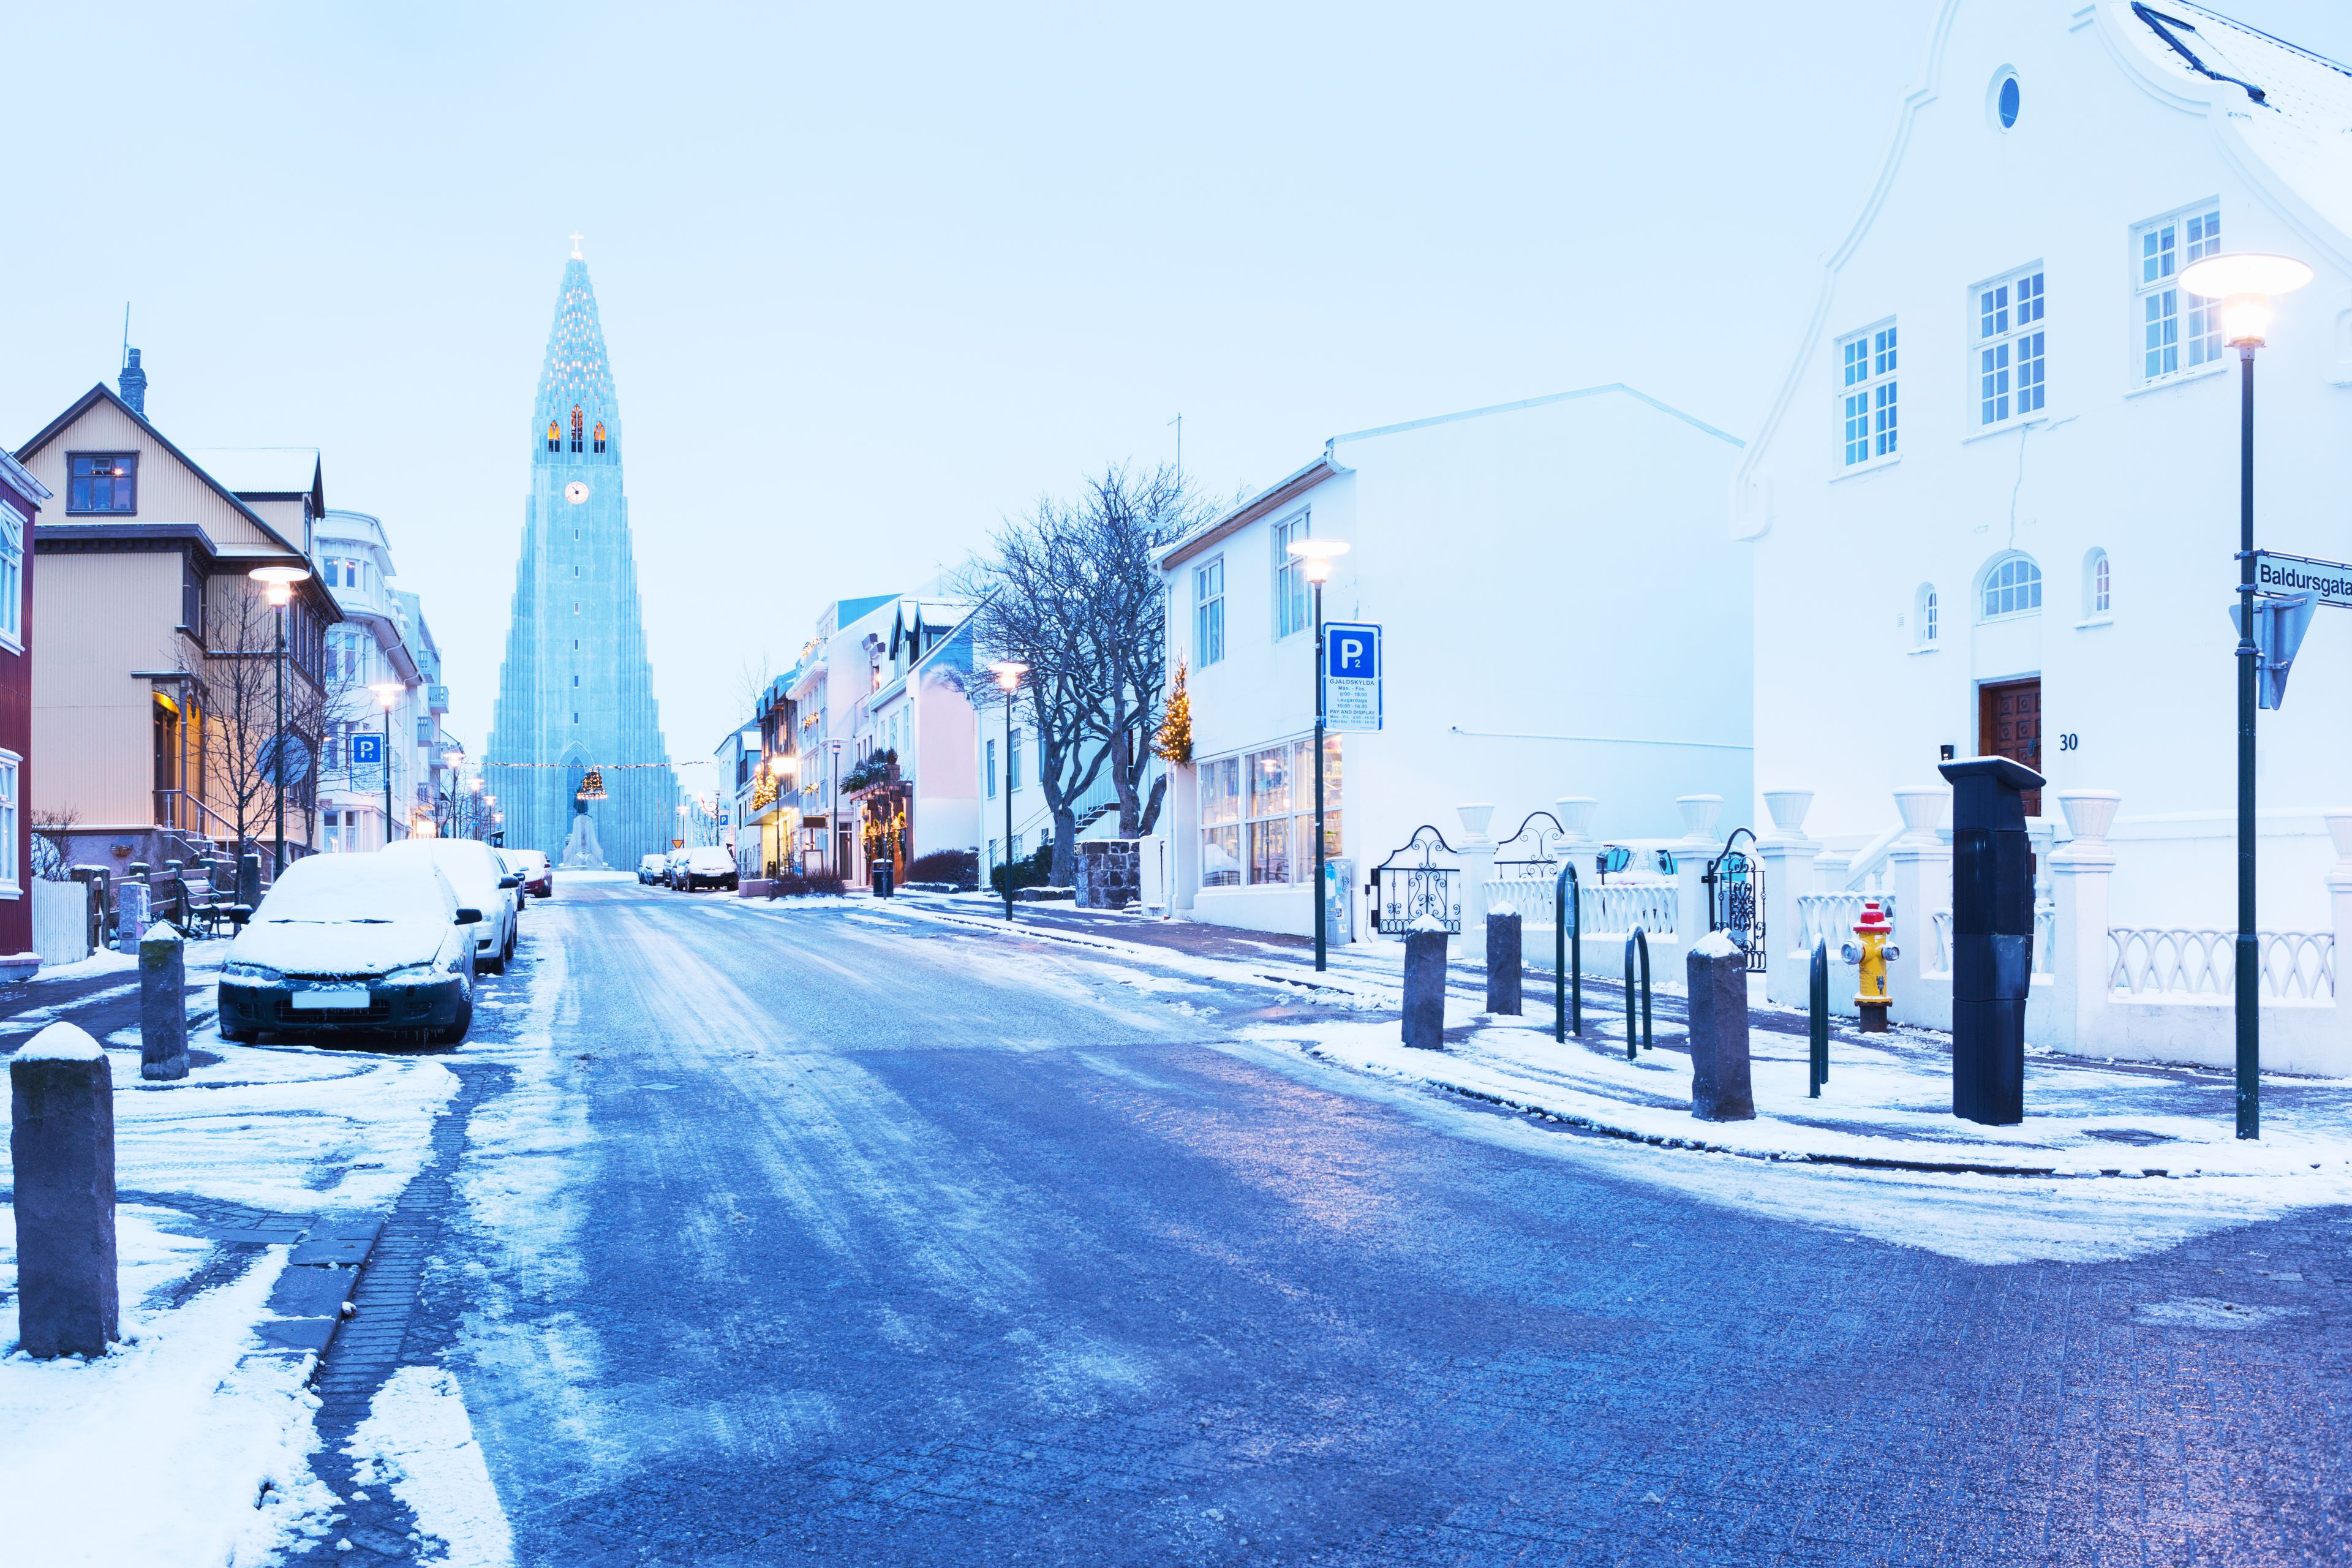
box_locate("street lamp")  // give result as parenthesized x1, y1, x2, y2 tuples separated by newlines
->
(1286, 537, 1351, 971)
(828, 737, 844, 878)
(990, 660, 1028, 922)
(247, 564, 312, 875)
(2180, 250, 2312, 1140)
(371, 682, 404, 848)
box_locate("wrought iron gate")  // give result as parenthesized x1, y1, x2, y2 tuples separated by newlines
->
(1370, 825, 1462, 935)
(1703, 827, 1766, 973)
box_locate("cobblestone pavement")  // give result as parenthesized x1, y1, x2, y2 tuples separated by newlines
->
(356, 883, 2345, 1567)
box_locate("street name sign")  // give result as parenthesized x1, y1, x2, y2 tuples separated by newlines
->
(1322, 622, 1382, 733)
(2253, 551, 2352, 608)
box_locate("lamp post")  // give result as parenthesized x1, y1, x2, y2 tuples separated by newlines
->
(370, 682, 404, 848)
(990, 661, 1028, 921)
(1286, 538, 1351, 971)
(828, 738, 843, 878)
(247, 565, 312, 875)
(2180, 251, 2312, 1141)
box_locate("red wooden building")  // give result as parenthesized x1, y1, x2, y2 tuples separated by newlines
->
(0, 447, 47, 963)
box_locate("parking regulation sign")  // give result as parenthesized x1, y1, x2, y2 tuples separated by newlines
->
(350, 733, 383, 766)
(1322, 622, 1382, 733)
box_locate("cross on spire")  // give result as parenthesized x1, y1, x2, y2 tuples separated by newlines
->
(569, 232, 585, 260)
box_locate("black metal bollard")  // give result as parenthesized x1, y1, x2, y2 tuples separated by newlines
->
(238, 850, 263, 911)
(1623, 926, 1653, 1060)
(10, 1023, 119, 1357)
(1686, 932, 1755, 1120)
(1940, 756, 2043, 1125)
(1485, 910, 1522, 1016)
(1808, 937, 1831, 1096)
(1402, 924, 1449, 1049)
(140, 924, 189, 1079)
(1553, 862, 1582, 1041)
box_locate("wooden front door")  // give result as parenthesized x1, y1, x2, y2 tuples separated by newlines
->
(1977, 677, 2043, 815)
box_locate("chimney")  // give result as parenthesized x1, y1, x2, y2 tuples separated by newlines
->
(119, 347, 148, 417)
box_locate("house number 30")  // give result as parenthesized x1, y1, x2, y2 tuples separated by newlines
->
(2059, 733, 2079, 752)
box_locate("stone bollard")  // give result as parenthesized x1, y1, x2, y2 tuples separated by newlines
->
(1485, 910, 1522, 1016)
(140, 923, 189, 1080)
(1686, 930, 1755, 1121)
(115, 882, 149, 956)
(1402, 916, 1449, 1049)
(10, 1022, 119, 1357)
(238, 851, 263, 911)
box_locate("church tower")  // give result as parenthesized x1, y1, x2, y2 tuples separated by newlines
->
(485, 245, 678, 868)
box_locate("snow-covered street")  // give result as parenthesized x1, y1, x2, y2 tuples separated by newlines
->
(10, 877, 2340, 1564)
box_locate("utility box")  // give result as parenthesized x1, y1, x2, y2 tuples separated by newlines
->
(1940, 755, 2043, 1125)
(1322, 856, 1355, 946)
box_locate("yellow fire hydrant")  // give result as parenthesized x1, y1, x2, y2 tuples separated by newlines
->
(1841, 898, 1898, 1033)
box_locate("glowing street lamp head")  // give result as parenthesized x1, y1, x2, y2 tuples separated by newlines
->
(247, 563, 311, 607)
(2180, 253, 2312, 347)
(1286, 537, 1351, 584)
(370, 681, 404, 709)
(990, 659, 1029, 692)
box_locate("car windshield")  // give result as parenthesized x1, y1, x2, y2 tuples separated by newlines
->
(253, 856, 452, 926)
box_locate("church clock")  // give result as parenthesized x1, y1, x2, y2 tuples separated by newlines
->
(565, 481, 590, 504)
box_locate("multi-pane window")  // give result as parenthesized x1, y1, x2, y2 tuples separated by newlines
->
(1007, 730, 1022, 791)
(2138, 207, 2222, 380)
(0, 504, 23, 646)
(0, 755, 18, 889)
(1272, 512, 1311, 638)
(1916, 584, 1939, 647)
(1839, 325, 1897, 466)
(180, 555, 204, 639)
(1199, 736, 1342, 890)
(1982, 555, 2043, 619)
(67, 453, 137, 514)
(985, 739, 997, 799)
(1194, 557, 1226, 666)
(1976, 269, 2046, 426)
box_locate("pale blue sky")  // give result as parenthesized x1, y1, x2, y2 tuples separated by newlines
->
(7, 1, 2348, 764)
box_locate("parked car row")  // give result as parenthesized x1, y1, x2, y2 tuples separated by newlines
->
(217, 837, 545, 1049)
(641, 846, 739, 892)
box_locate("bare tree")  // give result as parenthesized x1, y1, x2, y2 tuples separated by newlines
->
(957, 462, 1213, 881)
(733, 647, 775, 723)
(179, 580, 350, 859)
(30, 804, 79, 881)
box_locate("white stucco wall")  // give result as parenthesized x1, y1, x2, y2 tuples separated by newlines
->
(1166, 384, 1751, 936)
(1738, 0, 2352, 930)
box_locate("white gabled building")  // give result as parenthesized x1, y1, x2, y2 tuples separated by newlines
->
(1158, 385, 1749, 939)
(1736, 1, 2352, 935)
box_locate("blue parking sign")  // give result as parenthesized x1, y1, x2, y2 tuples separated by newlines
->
(1322, 622, 1381, 733)
(351, 733, 384, 765)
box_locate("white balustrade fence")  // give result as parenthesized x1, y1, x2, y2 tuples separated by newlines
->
(1482, 875, 1676, 937)
(2108, 927, 2336, 1001)
(1795, 892, 1889, 957)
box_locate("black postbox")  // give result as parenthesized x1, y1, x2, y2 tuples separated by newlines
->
(1939, 755, 2045, 1125)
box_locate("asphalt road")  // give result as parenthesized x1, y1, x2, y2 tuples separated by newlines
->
(366, 880, 2350, 1566)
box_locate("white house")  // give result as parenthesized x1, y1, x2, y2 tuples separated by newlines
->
(848, 596, 979, 883)
(1158, 384, 1750, 938)
(1736, 1, 2352, 1070)
(309, 508, 423, 852)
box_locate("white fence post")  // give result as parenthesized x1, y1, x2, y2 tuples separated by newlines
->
(1886, 785, 1951, 1032)
(1758, 790, 1818, 1007)
(2043, 790, 2120, 1055)
(1456, 804, 1496, 933)
(1673, 794, 1721, 960)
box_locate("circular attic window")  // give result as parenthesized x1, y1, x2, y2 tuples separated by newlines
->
(1992, 70, 2021, 130)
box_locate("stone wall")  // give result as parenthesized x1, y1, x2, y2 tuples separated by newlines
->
(1075, 840, 1140, 910)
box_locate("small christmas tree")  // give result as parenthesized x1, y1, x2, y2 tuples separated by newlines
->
(1155, 658, 1194, 764)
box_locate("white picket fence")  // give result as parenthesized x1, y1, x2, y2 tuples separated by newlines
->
(31, 878, 90, 965)
(2108, 926, 2336, 1001)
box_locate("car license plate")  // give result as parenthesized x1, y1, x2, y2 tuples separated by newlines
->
(293, 987, 371, 1009)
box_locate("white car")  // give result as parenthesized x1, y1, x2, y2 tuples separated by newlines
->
(662, 848, 692, 889)
(217, 854, 480, 1045)
(638, 853, 667, 885)
(676, 846, 738, 891)
(383, 838, 521, 973)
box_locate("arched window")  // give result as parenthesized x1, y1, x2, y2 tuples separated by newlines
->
(1980, 553, 2043, 620)
(546, 421, 560, 452)
(2084, 548, 2112, 617)
(570, 405, 584, 453)
(1915, 584, 1939, 647)
(593, 421, 606, 454)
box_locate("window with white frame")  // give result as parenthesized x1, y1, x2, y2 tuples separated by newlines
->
(2084, 548, 2112, 617)
(1272, 512, 1311, 638)
(1915, 584, 1939, 648)
(1194, 557, 1226, 666)
(0, 752, 17, 889)
(2136, 206, 2222, 380)
(0, 503, 23, 647)
(1198, 736, 1341, 891)
(1975, 267, 2046, 427)
(1838, 323, 1898, 466)
(1981, 554, 2043, 620)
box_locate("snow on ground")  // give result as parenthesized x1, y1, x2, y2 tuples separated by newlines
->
(345, 1366, 514, 1568)
(20, 948, 139, 984)
(0, 1244, 337, 1566)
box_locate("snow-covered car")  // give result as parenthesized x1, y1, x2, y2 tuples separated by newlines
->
(502, 848, 554, 899)
(383, 838, 521, 973)
(217, 853, 481, 1045)
(662, 848, 692, 889)
(677, 846, 738, 892)
(637, 853, 667, 885)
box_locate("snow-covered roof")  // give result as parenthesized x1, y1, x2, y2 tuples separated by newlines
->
(184, 447, 321, 497)
(2116, 1, 2352, 243)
